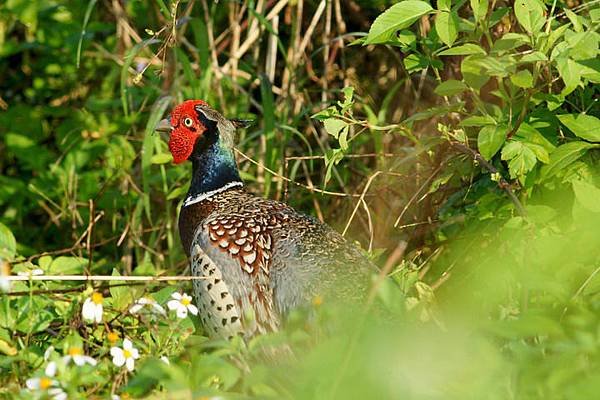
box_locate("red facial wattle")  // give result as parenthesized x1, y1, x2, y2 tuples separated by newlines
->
(169, 128, 199, 164)
(167, 100, 209, 164)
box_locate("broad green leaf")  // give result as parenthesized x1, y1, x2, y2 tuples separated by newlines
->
(435, 11, 459, 47)
(478, 125, 506, 160)
(525, 142, 550, 163)
(0, 223, 16, 259)
(364, 1, 433, 45)
(434, 80, 468, 96)
(556, 57, 581, 96)
(323, 118, 347, 139)
(540, 142, 598, 180)
(461, 55, 489, 90)
(476, 55, 515, 76)
(151, 153, 172, 164)
(557, 114, 600, 142)
(578, 58, 600, 83)
(403, 53, 430, 72)
(565, 31, 599, 61)
(565, 9, 583, 33)
(397, 30, 417, 47)
(501, 141, 537, 179)
(470, 0, 489, 21)
(438, 43, 486, 56)
(492, 33, 530, 53)
(460, 115, 497, 127)
(514, 0, 545, 34)
(49, 257, 86, 275)
(510, 69, 533, 88)
(572, 180, 600, 212)
(438, 0, 451, 11)
(519, 51, 547, 63)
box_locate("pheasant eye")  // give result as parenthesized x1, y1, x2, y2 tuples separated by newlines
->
(183, 117, 193, 128)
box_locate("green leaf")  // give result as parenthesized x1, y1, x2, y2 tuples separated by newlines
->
(323, 118, 347, 139)
(364, 1, 433, 45)
(438, 0, 451, 11)
(324, 148, 345, 185)
(0, 223, 16, 259)
(501, 141, 537, 179)
(461, 55, 489, 90)
(572, 180, 600, 212)
(540, 142, 599, 180)
(510, 69, 534, 88)
(492, 33, 530, 54)
(403, 53, 430, 72)
(565, 9, 583, 33)
(150, 153, 172, 164)
(525, 142, 550, 163)
(470, 0, 489, 21)
(556, 57, 582, 96)
(460, 115, 497, 127)
(578, 58, 600, 83)
(438, 43, 486, 56)
(519, 51, 547, 63)
(49, 257, 86, 275)
(434, 79, 468, 96)
(478, 125, 506, 160)
(557, 114, 600, 142)
(435, 11, 459, 47)
(514, 0, 545, 34)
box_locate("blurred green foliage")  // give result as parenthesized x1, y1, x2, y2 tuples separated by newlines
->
(1, 0, 600, 399)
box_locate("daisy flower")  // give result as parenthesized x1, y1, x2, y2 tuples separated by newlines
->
(110, 338, 140, 372)
(62, 346, 96, 366)
(26, 362, 67, 400)
(129, 297, 166, 315)
(160, 356, 170, 365)
(167, 292, 198, 318)
(82, 292, 104, 323)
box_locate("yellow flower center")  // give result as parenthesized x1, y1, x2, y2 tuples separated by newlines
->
(39, 377, 53, 390)
(123, 349, 132, 359)
(312, 295, 323, 307)
(68, 347, 83, 356)
(107, 332, 119, 343)
(181, 297, 191, 306)
(92, 292, 103, 304)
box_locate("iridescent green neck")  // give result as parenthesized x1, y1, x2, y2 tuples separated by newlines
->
(186, 138, 242, 204)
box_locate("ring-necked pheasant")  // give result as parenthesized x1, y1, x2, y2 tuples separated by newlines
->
(158, 100, 373, 339)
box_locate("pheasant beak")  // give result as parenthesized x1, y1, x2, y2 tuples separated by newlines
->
(155, 118, 172, 141)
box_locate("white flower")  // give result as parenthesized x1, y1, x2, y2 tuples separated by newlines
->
(0, 260, 11, 293)
(129, 297, 166, 315)
(62, 346, 96, 366)
(110, 338, 140, 372)
(44, 346, 55, 361)
(17, 268, 43, 277)
(26, 361, 67, 400)
(167, 292, 198, 318)
(160, 356, 170, 365)
(82, 292, 104, 323)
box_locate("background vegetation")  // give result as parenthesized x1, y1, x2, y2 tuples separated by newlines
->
(1, 0, 600, 398)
